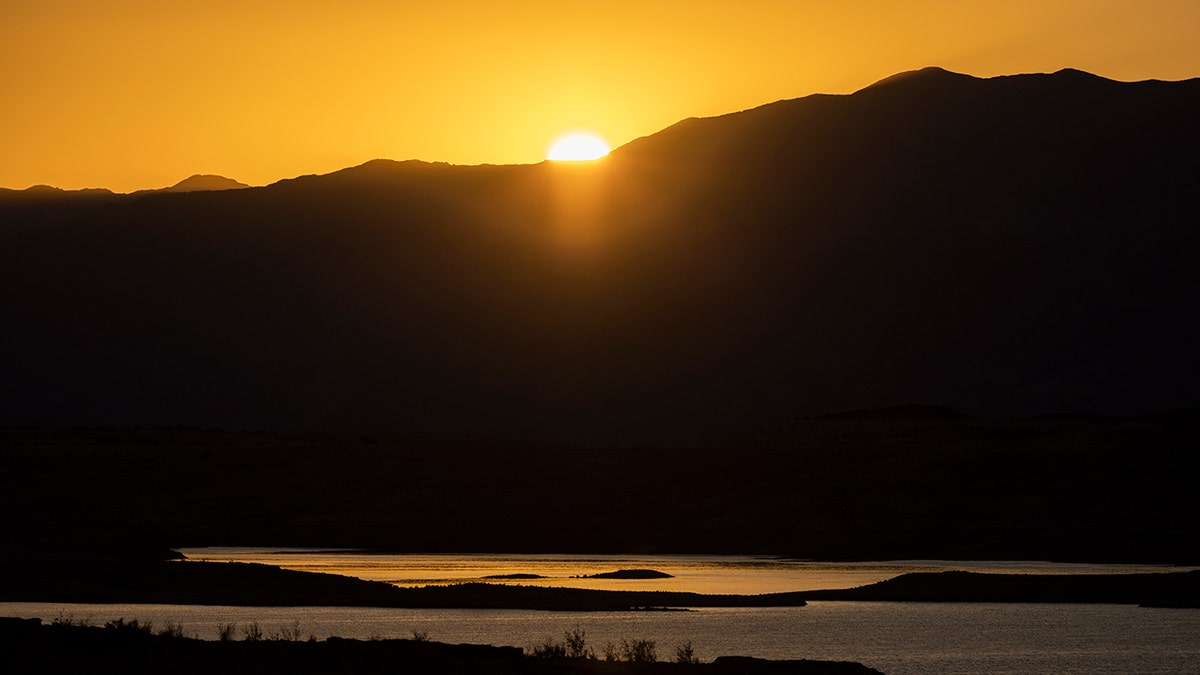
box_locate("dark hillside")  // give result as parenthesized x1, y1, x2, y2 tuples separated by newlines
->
(3, 414, 1195, 562)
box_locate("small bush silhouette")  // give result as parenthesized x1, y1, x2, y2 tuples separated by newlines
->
(675, 641, 699, 664)
(564, 625, 593, 659)
(531, 625, 598, 659)
(51, 614, 90, 627)
(620, 638, 657, 662)
(531, 636, 567, 658)
(411, 628, 431, 642)
(158, 622, 186, 639)
(241, 621, 263, 641)
(104, 618, 153, 634)
(269, 621, 303, 642)
(216, 622, 237, 641)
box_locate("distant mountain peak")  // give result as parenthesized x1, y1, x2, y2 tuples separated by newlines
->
(861, 66, 1122, 96)
(345, 158, 448, 174)
(1050, 67, 1110, 80)
(864, 66, 976, 90)
(164, 174, 249, 192)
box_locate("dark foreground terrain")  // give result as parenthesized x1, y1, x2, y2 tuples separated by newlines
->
(3, 413, 1197, 563)
(0, 618, 882, 675)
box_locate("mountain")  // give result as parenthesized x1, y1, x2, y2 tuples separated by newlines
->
(0, 175, 247, 240)
(0, 185, 121, 240)
(159, 174, 250, 192)
(1, 68, 1198, 444)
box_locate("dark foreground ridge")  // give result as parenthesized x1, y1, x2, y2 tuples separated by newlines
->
(0, 618, 883, 675)
(5, 417, 1197, 564)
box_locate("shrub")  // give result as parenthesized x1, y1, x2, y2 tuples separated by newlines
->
(620, 638, 657, 662)
(411, 629, 431, 642)
(675, 641, 699, 664)
(531, 637, 567, 658)
(51, 614, 86, 627)
(104, 618, 153, 634)
(242, 621, 263, 641)
(270, 621, 303, 642)
(564, 625, 593, 659)
(216, 623, 237, 641)
(158, 622, 186, 639)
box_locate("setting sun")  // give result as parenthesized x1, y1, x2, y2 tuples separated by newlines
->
(546, 132, 611, 161)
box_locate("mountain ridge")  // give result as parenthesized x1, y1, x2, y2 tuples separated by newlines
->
(160, 173, 250, 192)
(1, 67, 1198, 443)
(7, 67, 1198, 195)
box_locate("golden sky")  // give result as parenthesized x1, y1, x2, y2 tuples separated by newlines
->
(3, 1, 1199, 192)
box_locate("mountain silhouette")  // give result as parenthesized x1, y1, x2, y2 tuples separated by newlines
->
(0, 174, 247, 240)
(0, 185, 121, 240)
(159, 174, 250, 192)
(1, 68, 1198, 444)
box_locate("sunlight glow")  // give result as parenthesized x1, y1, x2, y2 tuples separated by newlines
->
(546, 132, 611, 161)
(8, 2, 1200, 190)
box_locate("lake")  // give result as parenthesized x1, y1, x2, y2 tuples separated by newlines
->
(3, 552, 1198, 674)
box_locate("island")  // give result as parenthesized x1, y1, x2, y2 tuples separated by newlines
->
(580, 570, 676, 580)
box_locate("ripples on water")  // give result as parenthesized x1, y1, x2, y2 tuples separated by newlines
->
(4, 601, 1199, 674)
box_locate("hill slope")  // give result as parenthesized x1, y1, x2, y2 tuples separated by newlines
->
(3, 415, 1197, 561)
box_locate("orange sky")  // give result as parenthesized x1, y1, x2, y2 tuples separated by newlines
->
(3, 1, 1199, 192)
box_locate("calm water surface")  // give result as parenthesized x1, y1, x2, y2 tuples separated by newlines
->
(4, 601, 1199, 674)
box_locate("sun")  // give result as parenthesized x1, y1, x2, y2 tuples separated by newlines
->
(546, 131, 611, 161)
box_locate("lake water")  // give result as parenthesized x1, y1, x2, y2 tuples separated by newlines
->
(4, 553, 1199, 674)
(5, 601, 1199, 674)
